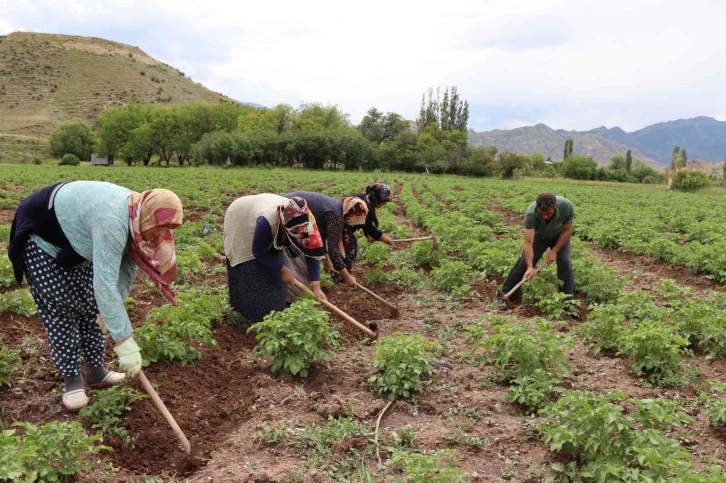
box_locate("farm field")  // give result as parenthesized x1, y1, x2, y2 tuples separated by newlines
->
(1, 165, 726, 482)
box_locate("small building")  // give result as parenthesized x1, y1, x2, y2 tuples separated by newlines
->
(91, 153, 112, 166)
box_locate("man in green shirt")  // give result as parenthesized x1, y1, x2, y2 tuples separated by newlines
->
(499, 193, 575, 304)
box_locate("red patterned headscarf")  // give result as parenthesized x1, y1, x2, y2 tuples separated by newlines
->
(127, 189, 183, 305)
(274, 197, 326, 259)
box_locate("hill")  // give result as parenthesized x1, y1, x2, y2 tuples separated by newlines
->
(467, 123, 659, 167)
(0, 31, 240, 161)
(469, 117, 726, 167)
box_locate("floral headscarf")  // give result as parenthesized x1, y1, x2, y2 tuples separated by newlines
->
(127, 189, 183, 305)
(274, 197, 326, 259)
(342, 197, 368, 227)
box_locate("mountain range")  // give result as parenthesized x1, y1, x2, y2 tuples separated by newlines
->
(468, 116, 726, 167)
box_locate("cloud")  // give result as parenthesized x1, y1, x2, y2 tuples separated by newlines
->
(3, 0, 726, 132)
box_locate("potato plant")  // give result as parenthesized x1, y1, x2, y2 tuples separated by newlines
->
(0, 421, 106, 481)
(369, 332, 435, 400)
(248, 298, 340, 377)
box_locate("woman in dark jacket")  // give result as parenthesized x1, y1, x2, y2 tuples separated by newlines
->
(354, 183, 393, 245)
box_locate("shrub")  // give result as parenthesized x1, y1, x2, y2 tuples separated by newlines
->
(505, 369, 563, 410)
(389, 448, 466, 483)
(79, 386, 146, 447)
(59, 153, 80, 166)
(0, 256, 16, 288)
(369, 332, 435, 400)
(430, 260, 475, 296)
(671, 300, 726, 359)
(408, 240, 441, 268)
(540, 391, 695, 482)
(361, 242, 391, 268)
(248, 298, 340, 377)
(0, 340, 21, 387)
(0, 289, 37, 317)
(672, 168, 709, 191)
(699, 380, 726, 426)
(471, 321, 571, 381)
(559, 155, 598, 180)
(0, 421, 106, 481)
(136, 289, 226, 365)
(577, 303, 627, 356)
(617, 321, 689, 386)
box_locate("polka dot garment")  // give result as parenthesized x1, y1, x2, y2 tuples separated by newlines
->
(227, 257, 287, 324)
(23, 238, 106, 378)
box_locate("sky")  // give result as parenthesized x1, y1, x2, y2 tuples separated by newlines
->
(2, 0, 726, 132)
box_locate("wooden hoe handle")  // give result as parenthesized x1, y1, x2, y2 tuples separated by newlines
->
(138, 370, 192, 455)
(293, 279, 376, 337)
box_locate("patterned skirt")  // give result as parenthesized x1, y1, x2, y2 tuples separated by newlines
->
(227, 258, 286, 323)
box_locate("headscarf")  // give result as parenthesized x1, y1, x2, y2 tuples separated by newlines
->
(365, 183, 392, 204)
(127, 189, 183, 305)
(342, 197, 368, 228)
(274, 197, 326, 259)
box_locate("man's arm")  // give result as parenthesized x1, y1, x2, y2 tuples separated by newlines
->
(546, 223, 573, 264)
(553, 223, 573, 252)
(523, 228, 535, 268)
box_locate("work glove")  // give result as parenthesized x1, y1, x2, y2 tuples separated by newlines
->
(114, 337, 142, 378)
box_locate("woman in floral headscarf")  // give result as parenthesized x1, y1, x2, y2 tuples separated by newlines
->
(8, 181, 183, 411)
(283, 191, 368, 297)
(223, 194, 326, 325)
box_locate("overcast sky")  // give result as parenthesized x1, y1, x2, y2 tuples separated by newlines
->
(2, 0, 725, 132)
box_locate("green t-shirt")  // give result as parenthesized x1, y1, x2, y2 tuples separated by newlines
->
(523, 196, 574, 239)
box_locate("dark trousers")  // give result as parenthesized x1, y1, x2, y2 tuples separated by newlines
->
(24, 239, 105, 378)
(502, 235, 574, 297)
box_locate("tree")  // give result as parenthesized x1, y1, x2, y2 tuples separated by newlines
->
(96, 105, 151, 163)
(416, 86, 469, 132)
(679, 149, 688, 168)
(559, 155, 598, 180)
(563, 139, 574, 160)
(671, 146, 681, 171)
(358, 108, 408, 145)
(625, 149, 632, 172)
(49, 121, 95, 161)
(496, 152, 527, 178)
(529, 152, 548, 172)
(291, 103, 350, 132)
(381, 131, 420, 172)
(460, 146, 497, 176)
(263, 104, 294, 134)
(609, 154, 626, 171)
(723, 158, 726, 179)
(630, 161, 663, 183)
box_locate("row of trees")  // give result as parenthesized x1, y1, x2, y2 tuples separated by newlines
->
(557, 139, 664, 184)
(47, 90, 683, 185)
